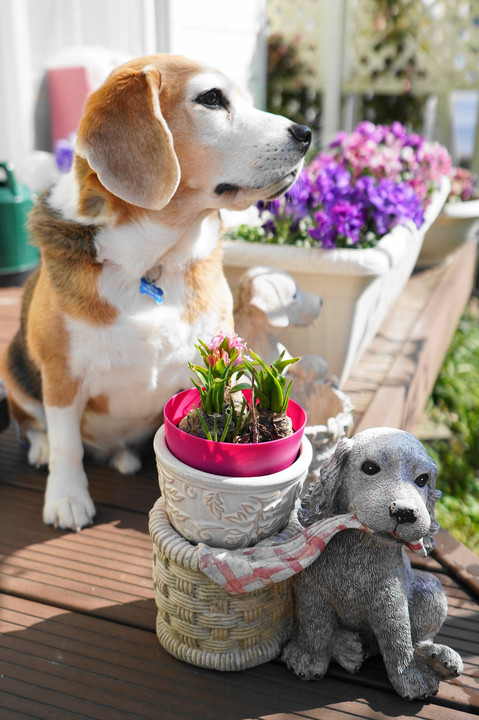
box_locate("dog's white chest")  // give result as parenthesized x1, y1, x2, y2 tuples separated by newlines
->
(68, 286, 216, 426)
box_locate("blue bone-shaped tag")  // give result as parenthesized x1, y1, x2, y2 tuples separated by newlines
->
(140, 277, 164, 304)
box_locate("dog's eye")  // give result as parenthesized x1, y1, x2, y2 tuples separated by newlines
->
(195, 89, 226, 109)
(361, 460, 380, 475)
(415, 473, 429, 488)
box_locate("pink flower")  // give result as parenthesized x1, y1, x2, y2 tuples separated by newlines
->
(206, 332, 249, 367)
(206, 348, 230, 367)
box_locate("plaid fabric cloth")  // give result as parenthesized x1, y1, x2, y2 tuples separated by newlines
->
(198, 514, 427, 594)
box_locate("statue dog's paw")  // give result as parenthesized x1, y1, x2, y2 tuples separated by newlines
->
(391, 659, 441, 701)
(415, 641, 463, 678)
(281, 639, 329, 681)
(332, 629, 367, 674)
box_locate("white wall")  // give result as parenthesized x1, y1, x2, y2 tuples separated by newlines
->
(169, 0, 268, 106)
(0, 0, 267, 170)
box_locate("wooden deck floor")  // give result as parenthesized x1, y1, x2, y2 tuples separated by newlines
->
(0, 242, 478, 719)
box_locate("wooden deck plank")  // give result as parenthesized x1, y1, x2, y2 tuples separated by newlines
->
(0, 458, 477, 711)
(0, 485, 157, 630)
(0, 595, 475, 720)
(434, 530, 479, 600)
(0, 426, 160, 514)
(345, 240, 477, 432)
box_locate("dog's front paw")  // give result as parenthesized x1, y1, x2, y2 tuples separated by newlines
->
(43, 494, 96, 531)
(43, 472, 96, 531)
(415, 641, 463, 679)
(281, 639, 329, 681)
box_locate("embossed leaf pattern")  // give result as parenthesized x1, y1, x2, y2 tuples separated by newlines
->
(165, 486, 187, 504)
(205, 492, 225, 519)
(167, 505, 191, 524)
(225, 494, 278, 524)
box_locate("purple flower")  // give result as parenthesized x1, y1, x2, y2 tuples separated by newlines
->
(55, 137, 75, 173)
(245, 121, 449, 250)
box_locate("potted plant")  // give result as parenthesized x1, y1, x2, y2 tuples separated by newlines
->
(154, 333, 312, 549)
(417, 165, 479, 268)
(222, 121, 451, 385)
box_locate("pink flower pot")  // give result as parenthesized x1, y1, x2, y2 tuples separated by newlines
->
(163, 388, 307, 476)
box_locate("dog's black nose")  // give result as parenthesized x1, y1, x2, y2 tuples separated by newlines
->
(289, 124, 312, 150)
(389, 502, 417, 524)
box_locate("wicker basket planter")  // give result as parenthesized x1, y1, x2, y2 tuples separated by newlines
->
(149, 498, 294, 671)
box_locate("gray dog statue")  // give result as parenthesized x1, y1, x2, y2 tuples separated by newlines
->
(281, 427, 463, 700)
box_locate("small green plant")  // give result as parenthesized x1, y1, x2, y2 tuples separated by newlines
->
(188, 336, 249, 415)
(179, 334, 300, 443)
(244, 350, 299, 413)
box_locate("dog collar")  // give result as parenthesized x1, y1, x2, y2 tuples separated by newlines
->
(140, 265, 163, 304)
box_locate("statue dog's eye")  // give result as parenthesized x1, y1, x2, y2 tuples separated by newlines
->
(361, 460, 380, 475)
(415, 473, 429, 488)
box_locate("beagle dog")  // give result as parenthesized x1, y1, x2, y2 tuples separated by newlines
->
(2, 54, 311, 530)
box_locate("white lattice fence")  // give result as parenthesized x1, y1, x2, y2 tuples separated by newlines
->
(267, 0, 323, 87)
(268, 0, 479, 93)
(267, 0, 479, 163)
(346, 0, 479, 94)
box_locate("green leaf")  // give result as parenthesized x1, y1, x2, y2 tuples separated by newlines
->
(282, 379, 294, 412)
(275, 356, 301, 374)
(193, 405, 212, 441)
(229, 382, 251, 394)
(269, 373, 285, 413)
(220, 407, 233, 442)
(254, 387, 270, 409)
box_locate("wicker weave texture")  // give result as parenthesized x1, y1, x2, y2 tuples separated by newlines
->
(149, 498, 293, 671)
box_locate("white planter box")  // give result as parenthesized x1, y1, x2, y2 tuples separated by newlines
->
(416, 194, 479, 269)
(223, 178, 449, 386)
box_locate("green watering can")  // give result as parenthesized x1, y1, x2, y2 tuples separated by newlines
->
(0, 161, 38, 275)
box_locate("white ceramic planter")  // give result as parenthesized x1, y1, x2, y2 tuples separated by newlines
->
(416, 193, 479, 269)
(223, 178, 450, 386)
(154, 425, 313, 549)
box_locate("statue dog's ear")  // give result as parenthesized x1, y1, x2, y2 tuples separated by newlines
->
(424, 471, 441, 553)
(298, 437, 352, 526)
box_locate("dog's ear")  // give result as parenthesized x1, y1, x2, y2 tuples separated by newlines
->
(76, 65, 180, 210)
(424, 468, 442, 552)
(298, 437, 352, 526)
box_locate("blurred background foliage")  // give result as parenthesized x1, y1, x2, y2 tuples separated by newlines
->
(424, 298, 479, 554)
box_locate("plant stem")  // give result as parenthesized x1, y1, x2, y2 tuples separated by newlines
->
(251, 368, 259, 444)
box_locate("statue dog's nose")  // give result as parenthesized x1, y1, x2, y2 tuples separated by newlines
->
(389, 502, 417, 524)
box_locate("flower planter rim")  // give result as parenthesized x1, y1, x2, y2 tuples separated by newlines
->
(154, 424, 313, 489)
(442, 195, 479, 219)
(165, 387, 306, 446)
(223, 176, 450, 278)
